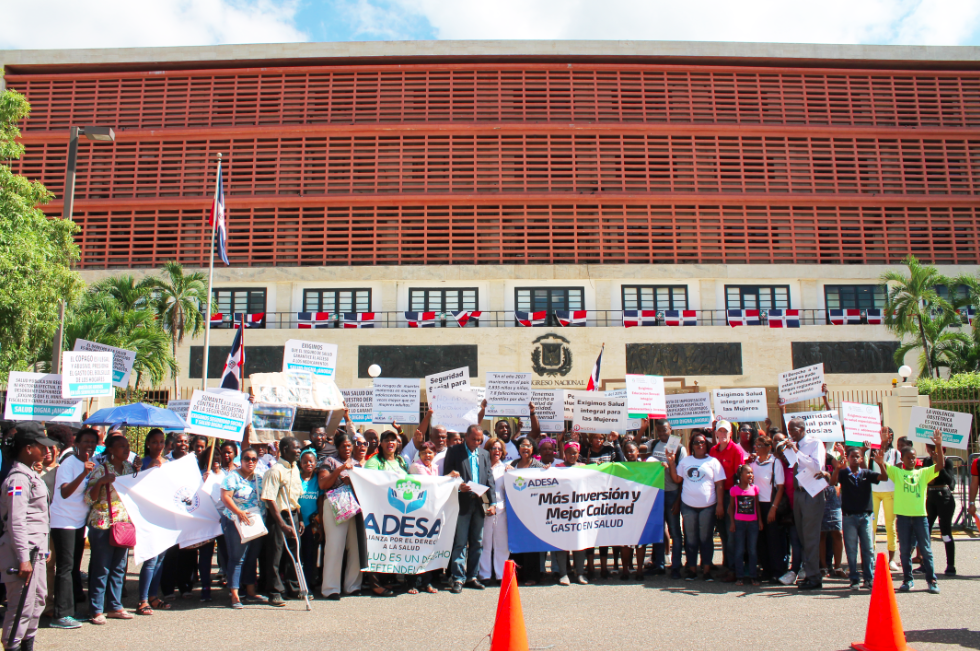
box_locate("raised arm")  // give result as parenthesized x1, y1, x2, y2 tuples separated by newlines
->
(477, 399, 487, 425)
(529, 402, 541, 440)
(417, 407, 433, 440)
(821, 383, 831, 411)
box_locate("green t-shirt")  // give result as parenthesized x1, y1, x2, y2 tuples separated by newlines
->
(886, 465, 939, 517)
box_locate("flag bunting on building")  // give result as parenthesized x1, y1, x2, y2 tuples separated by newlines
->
(663, 310, 697, 326)
(727, 309, 760, 327)
(297, 312, 332, 329)
(232, 313, 265, 328)
(865, 308, 884, 325)
(343, 313, 377, 328)
(451, 311, 481, 327)
(829, 308, 862, 325)
(515, 311, 547, 327)
(767, 309, 800, 328)
(405, 311, 437, 328)
(209, 313, 225, 328)
(555, 310, 587, 327)
(623, 310, 657, 328)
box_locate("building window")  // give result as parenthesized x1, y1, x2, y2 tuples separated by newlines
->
(622, 285, 688, 311)
(409, 288, 479, 326)
(934, 284, 969, 303)
(212, 288, 266, 328)
(303, 289, 371, 314)
(824, 285, 886, 310)
(725, 285, 789, 311)
(516, 287, 585, 326)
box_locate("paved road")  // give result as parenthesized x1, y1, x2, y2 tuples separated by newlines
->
(33, 536, 980, 651)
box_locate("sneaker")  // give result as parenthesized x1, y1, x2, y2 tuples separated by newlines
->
(850, 581, 861, 590)
(778, 571, 797, 586)
(230, 601, 244, 610)
(888, 561, 901, 572)
(927, 582, 940, 594)
(50, 616, 82, 629)
(897, 582, 912, 592)
(684, 570, 696, 581)
(576, 575, 588, 585)
(450, 582, 463, 594)
(558, 576, 571, 586)
(862, 580, 873, 590)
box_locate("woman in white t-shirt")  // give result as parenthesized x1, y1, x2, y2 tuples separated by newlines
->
(666, 431, 726, 581)
(872, 426, 902, 571)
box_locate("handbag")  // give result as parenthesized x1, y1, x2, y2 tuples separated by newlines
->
(102, 467, 136, 549)
(326, 484, 361, 524)
(769, 460, 794, 526)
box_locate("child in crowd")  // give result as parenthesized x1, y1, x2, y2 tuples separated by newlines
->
(728, 464, 762, 586)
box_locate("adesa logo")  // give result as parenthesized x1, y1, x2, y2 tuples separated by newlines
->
(512, 476, 558, 492)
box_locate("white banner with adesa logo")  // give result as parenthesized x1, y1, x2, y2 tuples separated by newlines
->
(503, 464, 664, 553)
(349, 468, 460, 575)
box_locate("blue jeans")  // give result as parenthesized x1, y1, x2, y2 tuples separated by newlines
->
(138, 551, 166, 602)
(842, 513, 875, 583)
(732, 519, 759, 578)
(651, 490, 683, 571)
(220, 515, 261, 590)
(87, 527, 128, 616)
(896, 515, 935, 584)
(449, 508, 485, 583)
(681, 502, 716, 569)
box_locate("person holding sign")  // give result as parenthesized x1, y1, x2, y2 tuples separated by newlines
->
(220, 449, 267, 609)
(784, 417, 829, 591)
(922, 442, 957, 576)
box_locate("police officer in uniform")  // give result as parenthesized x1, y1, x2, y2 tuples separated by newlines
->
(0, 422, 57, 651)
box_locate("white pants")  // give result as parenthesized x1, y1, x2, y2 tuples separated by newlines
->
(479, 507, 509, 581)
(320, 502, 363, 597)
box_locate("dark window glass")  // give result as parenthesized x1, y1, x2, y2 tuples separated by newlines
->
(621, 285, 688, 311)
(725, 285, 790, 311)
(824, 285, 886, 310)
(515, 287, 585, 326)
(408, 288, 479, 326)
(303, 289, 371, 314)
(211, 289, 267, 328)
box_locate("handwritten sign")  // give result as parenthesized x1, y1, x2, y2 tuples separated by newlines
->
(908, 406, 972, 450)
(521, 390, 566, 433)
(340, 388, 374, 423)
(282, 340, 338, 377)
(61, 351, 113, 399)
(624, 374, 667, 418)
(485, 372, 532, 417)
(778, 363, 825, 405)
(3, 371, 84, 422)
(372, 378, 421, 424)
(782, 410, 843, 442)
(73, 339, 137, 388)
(840, 402, 882, 447)
(572, 391, 627, 434)
(665, 393, 714, 429)
(186, 389, 249, 442)
(425, 366, 471, 397)
(431, 388, 482, 433)
(712, 388, 768, 422)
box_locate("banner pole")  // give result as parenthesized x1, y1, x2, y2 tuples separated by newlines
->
(200, 153, 221, 391)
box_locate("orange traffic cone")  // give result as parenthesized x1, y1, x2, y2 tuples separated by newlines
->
(851, 552, 915, 651)
(490, 560, 529, 651)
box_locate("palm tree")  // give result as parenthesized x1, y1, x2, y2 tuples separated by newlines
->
(145, 262, 207, 396)
(90, 274, 154, 312)
(882, 255, 954, 378)
(892, 309, 970, 378)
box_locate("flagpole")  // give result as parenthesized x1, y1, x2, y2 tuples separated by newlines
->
(200, 153, 221, 391)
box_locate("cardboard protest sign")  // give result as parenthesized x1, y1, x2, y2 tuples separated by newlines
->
(430, 388, 482, 432)
(607, 389, 642, 430)
(572, 391, 627, 434)
(778, 363, 825, 405)
(372, 378, 421, 424)
(664, 392, 714, 429)
(908, 406, 973, 449)
(340, 388, 374, 423)
(185, 389, 249, 442)
(61, 351, 114, 399)
(782, 410, 843, 442)
(711, 388, 768, 422)
(484, 372, 532, 417)
(624, 374, 667, 418)
(425, 367, 471, 397)
(73, 339, 137, 388)
(282, 340, 338, 377)
(520, 390, 565, 433)
(3, 371, 84, 422)
(840, 402, 882, 447)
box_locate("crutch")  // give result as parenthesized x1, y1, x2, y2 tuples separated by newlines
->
(278, 485, 312, 611)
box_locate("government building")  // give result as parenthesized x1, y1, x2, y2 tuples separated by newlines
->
(3, 40, 978, 416)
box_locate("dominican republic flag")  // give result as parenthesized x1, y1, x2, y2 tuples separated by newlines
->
(297, 312, 332, 329)
(767, 309, 800, 328)
(623, 310, 657, 328)
(866, 308, 884, 325)
(586, 344, 604, 391)
(829, 309, 862, 325)
(6, 486, 22, 496)
(209, 313, 225, 328)
(343, 312, 376, 328)
(210, 160, 229, 266)
(451, 310, 481, 327)
(405, 311, 437, 328)
(664, 310, 697, 326)
(728, 309, 761, 327)
(220, 315, 245, 390)
(555, 310, 587, 327)
(515, 311, 547, 327)
(232, 313, 265, 328)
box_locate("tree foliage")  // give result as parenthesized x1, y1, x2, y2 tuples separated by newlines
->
(145, 261, 207, 393)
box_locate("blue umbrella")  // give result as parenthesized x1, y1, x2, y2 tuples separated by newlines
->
(84, 402, 187, 430)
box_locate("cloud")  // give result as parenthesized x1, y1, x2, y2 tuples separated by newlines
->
(0, 0, 307, 49)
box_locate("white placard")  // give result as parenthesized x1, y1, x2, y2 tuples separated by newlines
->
(521, 390, 566, 433)
(563, 390, 587, 420)
(485, 372, 532, 417)
(783, 410, 843, 442)
(73, 339, 137, 388)
(3, 371, 84, 422)
(908, 406, 973, 450)
(185, 389, 249, 442)
(606, 389, 642, 430)
(624, 374, 667, 418)
(166, 399, 191, 422)
(430, 388, 482, 433)
(712, 388, 768, 422)
(425, 367, 471, 397)
(61, 351, 114, 399)
(778, 363, 825, 405)
(665, 435, 682, 454)
(372, 378, 421, 424)
(572, 391, 627, 434)
(340, 388, 374, 424)
(282, 340, 338, 378)
(840, 402, 882, 447)
(665, 392, 714, 429)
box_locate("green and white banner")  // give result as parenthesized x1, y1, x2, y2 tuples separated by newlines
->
(349, 468, 460, 575)
(503, 463, 664, 553)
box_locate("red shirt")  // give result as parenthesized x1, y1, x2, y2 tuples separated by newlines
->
(710, 440, 749, 491)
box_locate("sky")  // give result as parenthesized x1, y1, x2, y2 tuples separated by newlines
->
(1, 0, 980, 50)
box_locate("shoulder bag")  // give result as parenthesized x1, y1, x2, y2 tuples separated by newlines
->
(769, 460, 794, 527)
(102, 465, 136, 549)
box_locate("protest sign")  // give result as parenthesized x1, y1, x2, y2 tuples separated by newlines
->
(485, 372, 532, 417)
(908, 406, 973, 449)
(166, 399, 191, 423)
(606, 389, 642, 430)
(624, 374, 667, 418)
(73, 339, 137, 388)
(520, 390, 565, 433)
(711, 388, 768, 421)
(840, 402, 882, 447)
(782, 410, 843, 442)
(572, 391, 627, 434)
(61, 351, 113, 399)
(340, 388, 374, 423)
(563, 390, 587, 420)
(282, 340, 338, 377)
(3, 371, 83, 422)
(664, 392, 713, 429)
(504, 463, 664, 552)
(185, 389, 249, 442)
(424, 367, 471, 397)
(430, 388, 482, 432)
(251, 404, 296, 431)
(778, 363, 825, 405)
(372, 378, 421, 424)
(348, 469, 460, 574)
